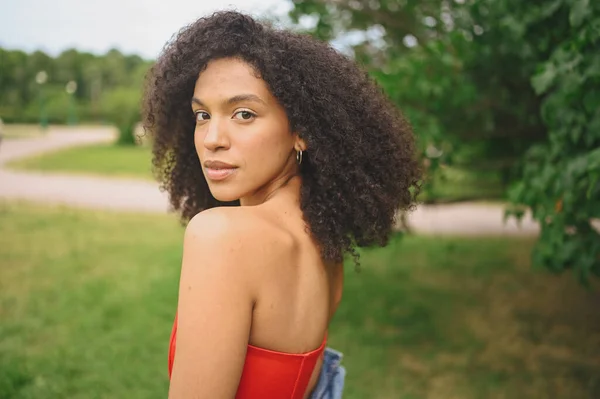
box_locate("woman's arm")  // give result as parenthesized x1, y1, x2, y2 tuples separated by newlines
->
(168, 209, 256, 399)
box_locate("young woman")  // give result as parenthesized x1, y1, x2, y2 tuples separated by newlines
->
(142, 10, 420, 399)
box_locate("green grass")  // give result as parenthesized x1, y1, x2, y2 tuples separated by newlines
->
(7, 143, 153, 180)
(0, 201, 181, 399)
(1, 201, 599, 398)
(421, 166, 506, 203)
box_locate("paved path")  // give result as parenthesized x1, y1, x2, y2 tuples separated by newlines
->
(0, 127, 117, 166)
(0, 127, 541, 235)
(0, 127, 171, 213)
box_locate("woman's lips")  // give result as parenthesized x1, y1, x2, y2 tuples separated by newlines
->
(203, 160, 237, 181)
(205, 167, 237, 181)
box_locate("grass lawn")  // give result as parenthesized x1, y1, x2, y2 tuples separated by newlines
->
(7, 143, 154, 180)
(1, 201, 599, 398)
(422, 166, 506, 203)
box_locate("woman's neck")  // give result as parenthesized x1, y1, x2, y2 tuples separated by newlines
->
(239, 174, 302, 207)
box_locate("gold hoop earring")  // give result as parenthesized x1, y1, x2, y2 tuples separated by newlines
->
(296, 150, 303, 165)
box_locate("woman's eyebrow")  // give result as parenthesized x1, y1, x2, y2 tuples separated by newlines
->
(191, 94, 267, 107)
(191, 97, 205, 107)
(225, 94, 267, 106)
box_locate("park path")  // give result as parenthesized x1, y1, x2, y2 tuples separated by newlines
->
(0, 127, 540, 235)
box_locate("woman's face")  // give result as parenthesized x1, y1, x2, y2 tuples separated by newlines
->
(192, 57, 301, 205)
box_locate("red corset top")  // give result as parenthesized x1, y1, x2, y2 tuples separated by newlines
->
(168, 314, 327, 399)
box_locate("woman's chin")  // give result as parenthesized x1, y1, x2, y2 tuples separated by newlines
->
(209, 187, 242, 203)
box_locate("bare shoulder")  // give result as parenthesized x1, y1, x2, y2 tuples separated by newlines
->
(183, 206, 294, 275)
(185, 207, 256, 267)
(185, 206, 286, 248)
(186, 206, 245, 237)
(172, 207, 264, 397)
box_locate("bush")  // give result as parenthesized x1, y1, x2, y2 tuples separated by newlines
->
(507, 0, 600, 282)
(101, 88, 141, 146)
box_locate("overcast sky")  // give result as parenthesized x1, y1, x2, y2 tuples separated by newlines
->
(0, 0, 292, 59)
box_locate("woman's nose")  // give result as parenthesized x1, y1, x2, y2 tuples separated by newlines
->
(203, 118, 230, 151)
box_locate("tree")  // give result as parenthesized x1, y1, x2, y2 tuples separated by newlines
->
(0, 48, 152, 129)
(289, 0, 548, 190)
(288, 0, 600, 279)
(101, 87, 141, 145)
(505, 0, 600, 281)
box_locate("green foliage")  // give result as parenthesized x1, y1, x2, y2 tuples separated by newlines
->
(101, 88, 141, 145)
(290, 0, 544, 194)
(506, 0, 600, 281)
(289, 0, 600, 279)
(0, 48, 151, 128)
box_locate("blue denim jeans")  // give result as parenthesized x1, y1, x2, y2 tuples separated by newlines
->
(308, 347, 346, 399)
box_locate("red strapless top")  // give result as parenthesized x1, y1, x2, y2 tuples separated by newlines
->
(168, 314, 327, 398)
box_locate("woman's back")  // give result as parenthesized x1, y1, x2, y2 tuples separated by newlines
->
(247, 194, 343, 357)
(243, 194, 344, 396)
(169, 189, 343, 397)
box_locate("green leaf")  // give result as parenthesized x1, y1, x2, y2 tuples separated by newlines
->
(531, 63, 557, 94)
(569, 0, 590, 27)
(538, 0, 564, 19)
(570, 126, 583, 143)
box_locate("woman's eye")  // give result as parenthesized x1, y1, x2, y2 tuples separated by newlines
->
(195, 112, 210, 122)
(233, 111, 255, 121)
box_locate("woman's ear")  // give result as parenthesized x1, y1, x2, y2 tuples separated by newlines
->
(294, 135, 307, 152)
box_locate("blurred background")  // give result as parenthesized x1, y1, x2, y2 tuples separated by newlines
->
(1, 0, 599, 398)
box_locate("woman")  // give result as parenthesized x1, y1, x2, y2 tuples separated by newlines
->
(142, 10, 420, 399)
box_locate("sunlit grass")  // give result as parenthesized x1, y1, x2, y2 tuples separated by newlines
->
(7, 143, 153, 180)
(421, 166, 506, 203)
(1, 201, 598, 398)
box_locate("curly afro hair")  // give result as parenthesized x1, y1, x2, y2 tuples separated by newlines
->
(142, 10, 421, 264)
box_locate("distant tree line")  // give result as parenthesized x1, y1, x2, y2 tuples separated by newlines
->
(0, 48, 151, 143)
